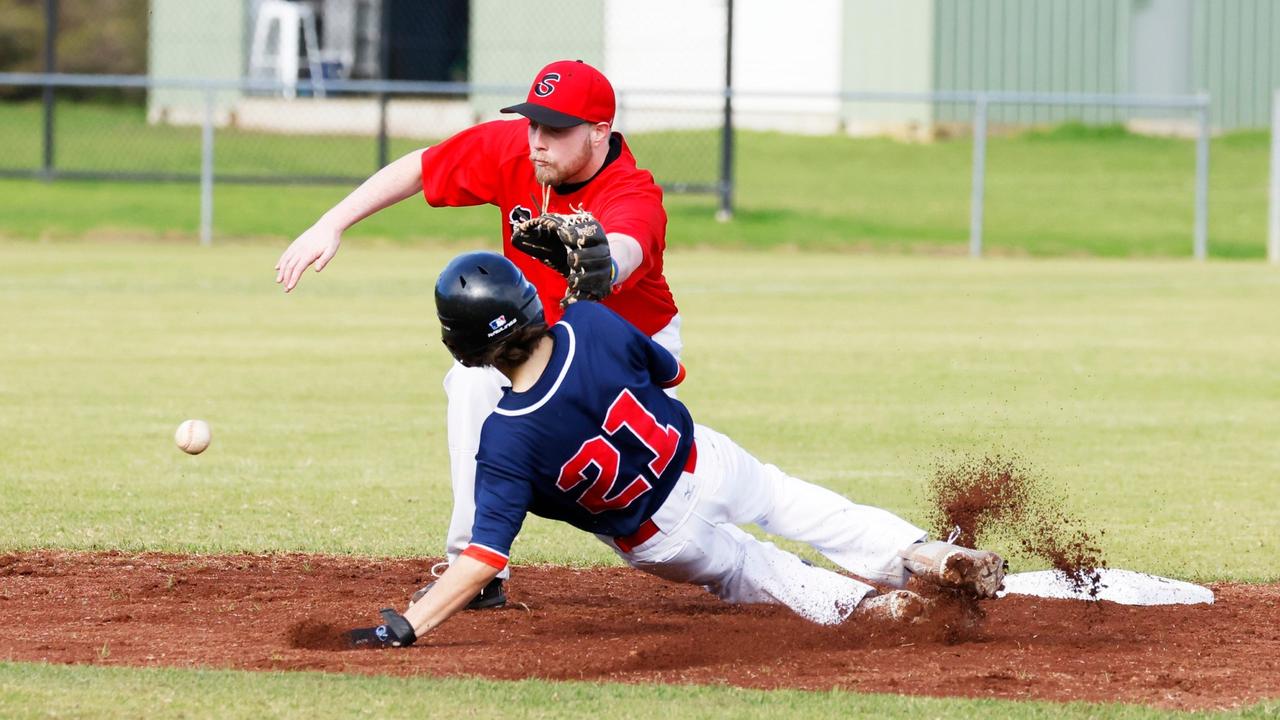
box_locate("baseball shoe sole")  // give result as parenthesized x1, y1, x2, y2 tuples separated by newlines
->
(855, 589, 928, 623)
(900, 541, 1007, 599)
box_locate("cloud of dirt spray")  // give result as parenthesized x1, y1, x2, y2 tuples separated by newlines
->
(925, 453, 1106, 597)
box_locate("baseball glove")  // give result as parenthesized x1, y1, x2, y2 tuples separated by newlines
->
(512, 210, 614, 306)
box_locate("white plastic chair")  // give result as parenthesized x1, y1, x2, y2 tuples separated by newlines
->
(248, 0, 326, 98)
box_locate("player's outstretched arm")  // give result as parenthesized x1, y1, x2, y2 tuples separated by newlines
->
(345, 555, 496, 649)
(606, 233, 643, 285)
(403, 555, 498, 635)
(274, 149, 427, 292)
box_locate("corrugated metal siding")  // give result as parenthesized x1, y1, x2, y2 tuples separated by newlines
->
(933, 0, 1132, 125)
(1194, 0, 1280, 129)
(931, 0, 1279, 130)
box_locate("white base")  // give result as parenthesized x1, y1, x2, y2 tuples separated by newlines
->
(997, 568, 1214, 606)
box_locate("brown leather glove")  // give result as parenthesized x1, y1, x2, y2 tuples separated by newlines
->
(512, 211, 614, 306)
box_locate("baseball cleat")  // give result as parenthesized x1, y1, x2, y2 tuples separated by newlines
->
(410, 576, 507, 610)
(855, 589, 928, 623)
(467, 577, 508, 609)
(900, 541, 1007, 599)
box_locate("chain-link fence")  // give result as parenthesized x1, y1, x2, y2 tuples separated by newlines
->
(0, 0, 732, 206)
(3, 0, 1278, 258)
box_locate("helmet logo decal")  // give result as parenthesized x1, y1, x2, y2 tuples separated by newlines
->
(487, 314, 517, 337)
(534, 72, 561, 97)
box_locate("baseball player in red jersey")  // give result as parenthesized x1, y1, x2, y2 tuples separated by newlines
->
(275, 60, 679, 609)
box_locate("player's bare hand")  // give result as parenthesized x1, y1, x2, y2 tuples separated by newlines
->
(275, 223, 341, 292)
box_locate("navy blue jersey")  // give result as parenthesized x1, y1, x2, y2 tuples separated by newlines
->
(464, 302, 692, 568)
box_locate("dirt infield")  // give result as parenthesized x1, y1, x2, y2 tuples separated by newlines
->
(1, 551, 1277, 711)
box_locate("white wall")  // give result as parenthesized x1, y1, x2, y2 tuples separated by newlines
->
(603, 0, 724, 132)
(603, 0, 843, 134)
(732, 0, 842, 132)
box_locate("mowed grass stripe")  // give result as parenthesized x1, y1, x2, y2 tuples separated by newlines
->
(0, 242, 1276, 582)
(3, 662, 1265, 720)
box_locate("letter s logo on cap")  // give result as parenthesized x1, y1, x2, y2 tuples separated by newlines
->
(534, 72, 561, 97)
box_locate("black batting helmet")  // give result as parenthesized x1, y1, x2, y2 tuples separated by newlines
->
(435, 252, 544, 363)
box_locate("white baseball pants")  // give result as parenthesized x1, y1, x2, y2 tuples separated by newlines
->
(442, 314, 684, 579)
(600, 425, 927, 625)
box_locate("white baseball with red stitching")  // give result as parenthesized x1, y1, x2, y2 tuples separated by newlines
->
(174, 419, 211, 455)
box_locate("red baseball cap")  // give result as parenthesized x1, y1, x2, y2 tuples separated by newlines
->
(501, 60, 615, 128)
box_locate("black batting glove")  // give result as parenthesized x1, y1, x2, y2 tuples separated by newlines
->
(347, 608, 417, 648)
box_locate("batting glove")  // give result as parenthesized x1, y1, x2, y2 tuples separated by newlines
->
(347, 608, 417, 648)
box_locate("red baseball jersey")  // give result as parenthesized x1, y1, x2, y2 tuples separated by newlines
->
(420, 119, 677, 336)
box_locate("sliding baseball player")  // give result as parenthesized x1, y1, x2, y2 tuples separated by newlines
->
(347, 251, 1006, 647)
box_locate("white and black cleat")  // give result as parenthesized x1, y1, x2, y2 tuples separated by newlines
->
(900, 541, 1007, 599)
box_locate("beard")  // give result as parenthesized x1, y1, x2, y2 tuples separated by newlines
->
(530, 136, 593, 186)
(532, 162, 562, 186)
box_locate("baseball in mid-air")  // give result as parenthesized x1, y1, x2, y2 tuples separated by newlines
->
(174, 419, 212, 455)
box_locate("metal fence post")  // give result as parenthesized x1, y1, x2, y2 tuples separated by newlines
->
(377, 1, 392, 170)
(41, 0, 57, 180)
(377, 93, 390, 169)
(199, 89, 215, 246)
(716, 0, 734, 222)
(969, 93, 988, 258)
(1269, 88, 1280, 265)
(1193, 100, 1210, 261)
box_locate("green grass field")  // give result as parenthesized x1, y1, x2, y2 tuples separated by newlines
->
(0, 101, 1273, 258)
(1, 240, 1278, 717)
(10, 662, 1274, 720)
(1, 102, 1278, 716)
